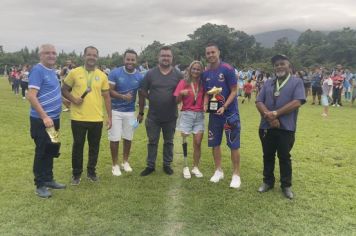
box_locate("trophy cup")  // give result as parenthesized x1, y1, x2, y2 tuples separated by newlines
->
(207, 86, 223, 113)
(45, 127, 61, 158)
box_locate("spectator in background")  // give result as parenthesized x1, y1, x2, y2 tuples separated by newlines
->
(331, 65, 344, 107)
(20, 65, 30, 99)
(321, 72, 333, 117)
(241, 79, 253, 104)
(311, 68, 322, 105)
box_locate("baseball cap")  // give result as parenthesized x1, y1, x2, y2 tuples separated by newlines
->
(271, 54, 289, 64)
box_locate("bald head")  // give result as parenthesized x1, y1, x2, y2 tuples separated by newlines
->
(39, 44, 57, 68)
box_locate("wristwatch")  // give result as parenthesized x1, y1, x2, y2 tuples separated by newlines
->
(272, 111, 278, 117)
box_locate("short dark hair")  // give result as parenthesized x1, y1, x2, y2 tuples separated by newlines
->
(84, 46, 99, 55)
(124, 49, 137, 58)
(206, 43, 219, 50)
(159, 45, 172, 52)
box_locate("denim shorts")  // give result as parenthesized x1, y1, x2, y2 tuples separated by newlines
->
(177, 111, 205, 134)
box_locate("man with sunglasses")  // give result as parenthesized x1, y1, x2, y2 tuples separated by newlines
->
(256, 54, 305, 199)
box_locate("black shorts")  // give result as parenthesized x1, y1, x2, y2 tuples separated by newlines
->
(312, 87, 322, 96)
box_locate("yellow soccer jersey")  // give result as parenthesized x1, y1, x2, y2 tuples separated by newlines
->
(64, 66, 109, 122)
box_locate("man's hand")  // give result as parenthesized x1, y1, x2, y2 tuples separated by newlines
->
(137, 114, 144, 123)
(106, 117, 112, 130)
(121, 93, 133, 101)
(268, 119, 280, 128)
(264, 111, 277, 122)
(216, 106, 225, 115)
(43, 116, 54, 128)
(73, 97, 83, 105)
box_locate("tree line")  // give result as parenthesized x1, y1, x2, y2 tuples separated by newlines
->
(1, 23, 356, 72)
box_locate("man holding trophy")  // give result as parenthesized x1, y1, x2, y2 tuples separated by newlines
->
(27, 44, 66, 198)
(202, 43, 242, 189)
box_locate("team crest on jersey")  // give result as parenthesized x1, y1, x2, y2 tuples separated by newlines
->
(206, 77, 211, 81)
(95, 76, 100, 81)
(218, 73, 225, 82)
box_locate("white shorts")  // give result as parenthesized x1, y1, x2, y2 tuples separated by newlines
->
(108, 111, 136, 141)
(177, 111, 205, 135)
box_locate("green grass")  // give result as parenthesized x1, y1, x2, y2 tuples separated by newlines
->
(0, 77, 355, 236)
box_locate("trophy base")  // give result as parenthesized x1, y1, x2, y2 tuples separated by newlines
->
(207, 101, 221, 113)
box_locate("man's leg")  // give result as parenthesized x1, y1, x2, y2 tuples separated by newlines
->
(276, 130, 295, 188)
(162, 119, 176, 167)
(87, 122, 103, 176)
(71, 120, 87, 178)
(212, 146, 222, 171)
(231, 148, 240, 176)
(259, 129, 278, 187)
(110, 141, 119, 166)
(123, 139, 131, 163)
(145, 118, 161, 169)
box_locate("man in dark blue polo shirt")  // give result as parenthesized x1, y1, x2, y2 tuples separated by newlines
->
(256, 54, 305, 199)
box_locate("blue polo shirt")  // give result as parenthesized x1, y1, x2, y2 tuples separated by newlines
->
(256, 75, 306, 131)
(109, 66, 143, 112)
(28, 63, 62, 119)
(202, 62, 239, 118)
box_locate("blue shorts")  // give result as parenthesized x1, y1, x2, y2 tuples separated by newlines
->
(208, 113, 241, 149)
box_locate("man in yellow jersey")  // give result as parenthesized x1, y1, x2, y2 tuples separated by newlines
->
(62, 46, 112, 185)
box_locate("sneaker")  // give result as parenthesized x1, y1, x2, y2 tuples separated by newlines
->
(71, 176, 81, 186)
(229, 175, 241, 189)
(140, 167, 155, 176)
(87, 174, 99, 182)
(183, 167, 191, 179)
(332, 104, 336, 107)
(163, 165, 174, 175)
(122, 162, 133, 172)
(321, 113, 328, 117)
(35, 186, 52, 198)
(191, 167, 203, 178)
(112, 165, 122, 176)
(44, 180, 66, 189)
(210, 169, 224, 183)
(22, 96, 26, 100)
(336, 104, 340, 107)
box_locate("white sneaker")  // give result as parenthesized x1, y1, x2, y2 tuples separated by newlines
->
(230, 175, 241, 189)
(122, 162, 133, 172)
(183, 167, 191, 179)
(332, 104, 336, 107)
(191, 167, 203, 178)
(210, 169, 224, 183)
(112, 165, 122, 176)
(321, 113, 328, 117)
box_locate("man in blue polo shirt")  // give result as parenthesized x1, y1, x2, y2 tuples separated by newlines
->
(256, 54, 305, 199)
(27, 44, 66, 198)
(202, 43, 242, 189)
(108, 49, 144, 176)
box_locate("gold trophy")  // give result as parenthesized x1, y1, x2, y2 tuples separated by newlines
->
(207, 86, 222, 113)
(45, 127, 61, 157)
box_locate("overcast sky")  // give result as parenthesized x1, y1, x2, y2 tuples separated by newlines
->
(1, 0, 356, 55)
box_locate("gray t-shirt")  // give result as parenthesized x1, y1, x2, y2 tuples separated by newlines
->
(142, 66, 183, 122)
(256, 76, 306, 132)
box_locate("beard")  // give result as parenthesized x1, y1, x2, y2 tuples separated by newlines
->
(276, 71, 287, 78)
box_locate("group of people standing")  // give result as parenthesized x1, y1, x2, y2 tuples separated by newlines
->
(27, 43, 305, 200)
(7, 65, 30, 99)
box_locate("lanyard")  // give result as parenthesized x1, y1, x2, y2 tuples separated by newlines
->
(190, 81, 200, 105)
(276, 74, 290, 93)
(83, 66, 95, 89)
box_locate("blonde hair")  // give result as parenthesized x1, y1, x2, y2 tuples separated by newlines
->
(184, 60, 203, 85)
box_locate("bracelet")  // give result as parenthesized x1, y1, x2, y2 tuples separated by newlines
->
(139, 112, 144, 116)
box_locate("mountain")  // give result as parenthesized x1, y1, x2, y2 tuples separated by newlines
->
(253, 29, 302, 48)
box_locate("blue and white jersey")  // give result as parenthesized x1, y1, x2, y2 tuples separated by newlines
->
(109, 66, 144, 112)
(29, 63, 62, 119)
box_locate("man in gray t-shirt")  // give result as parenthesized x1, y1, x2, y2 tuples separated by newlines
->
(138, 46, 183, 176)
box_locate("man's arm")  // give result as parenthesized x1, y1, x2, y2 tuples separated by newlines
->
(264, 100, 302, 121)
(109, 84, 133, 101)
(137, 90, 146, 123)
(216, 85, 237, 115)
(61, 83, 83, 105)
(27, 88, 53, 128)
(102, 90, 112, 129)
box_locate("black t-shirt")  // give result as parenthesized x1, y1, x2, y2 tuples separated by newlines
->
(142, 66, 183, 122)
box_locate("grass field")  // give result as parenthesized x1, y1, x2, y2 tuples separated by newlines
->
(0, 77, 355, 236)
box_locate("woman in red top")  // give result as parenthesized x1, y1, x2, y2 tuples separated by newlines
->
(174, 61, 205, 179)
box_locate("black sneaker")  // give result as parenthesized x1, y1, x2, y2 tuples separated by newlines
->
(44, 180, 66, 189)
(35, 186, 52, 198)
(71, 176, 81, 186)
(87, 174, 99, 182)
(140, 167, 155, 176)
(163, 166, 174, 175)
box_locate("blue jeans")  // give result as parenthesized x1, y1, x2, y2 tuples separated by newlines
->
(30, 117, 60, 187)
(145, 117, 176, 168)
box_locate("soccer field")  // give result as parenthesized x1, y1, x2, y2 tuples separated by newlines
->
(0, 77, 355, 235)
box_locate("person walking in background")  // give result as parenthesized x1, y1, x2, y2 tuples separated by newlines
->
(321, 72, 333, 117)
(20, 65, 30, 99)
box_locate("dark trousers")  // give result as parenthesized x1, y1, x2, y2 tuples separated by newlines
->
(71, 120, 103, 177)
(145, 117, 176, 168)
(30, 117, 60, 187)
(21, 81, 28, 97)
(332, 87, 342, 105)
(259, 129, 295, 188)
